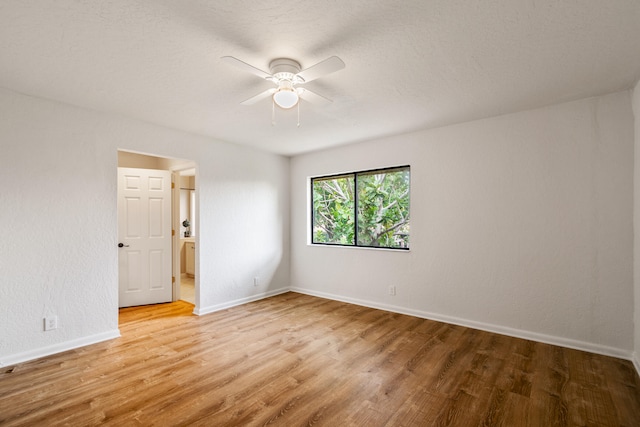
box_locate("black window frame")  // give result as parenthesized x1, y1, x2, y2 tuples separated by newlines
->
(310, 165, 410, 250)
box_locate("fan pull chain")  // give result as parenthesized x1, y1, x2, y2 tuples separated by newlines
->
(271, 99, 276, 126)
(297, 102, 300, 127)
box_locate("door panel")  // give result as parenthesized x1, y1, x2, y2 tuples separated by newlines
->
(118, 167, 172, 307)
(149, 198, 165, 237)
(124, 250, 142, 291)
(125, 197, 141, 238)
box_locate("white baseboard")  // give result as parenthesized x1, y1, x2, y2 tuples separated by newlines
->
(0, 329, 121, 368)
(0, 288, 289, 368)
(5, 290, 638, 380)
(290, 287, 635, 363)
(194, 287, 290, 316)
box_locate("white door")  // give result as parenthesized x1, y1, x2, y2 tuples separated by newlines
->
(118, 167, 172, 307)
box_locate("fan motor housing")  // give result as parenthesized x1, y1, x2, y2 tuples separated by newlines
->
(269, 58, 302, 82)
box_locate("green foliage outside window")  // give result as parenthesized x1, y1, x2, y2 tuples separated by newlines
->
(312, 166, 410, 249)
(312, 175, 355, 245)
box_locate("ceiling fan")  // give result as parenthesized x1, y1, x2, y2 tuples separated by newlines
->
(221, 55, 345, 110)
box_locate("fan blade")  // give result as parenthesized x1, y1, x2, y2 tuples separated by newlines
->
(240, 88, 276, 105)
(221, 56, 272, 80)
(298, 88, 332, 105)
(296, 56, 345, 83)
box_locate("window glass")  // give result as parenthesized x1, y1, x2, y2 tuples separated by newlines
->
(312, 174, 355, 245)
(356, 167, 410, 248)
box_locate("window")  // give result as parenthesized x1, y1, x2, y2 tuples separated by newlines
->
(311, 166, 410, 249)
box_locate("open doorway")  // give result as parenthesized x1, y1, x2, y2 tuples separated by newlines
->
(176, 168, 196, 305)
(117, 150, 197, 308)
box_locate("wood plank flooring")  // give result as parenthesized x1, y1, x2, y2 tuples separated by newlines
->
(1, 292, 639, 426)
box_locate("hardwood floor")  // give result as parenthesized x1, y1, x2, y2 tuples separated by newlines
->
(1, 292, 639, 426)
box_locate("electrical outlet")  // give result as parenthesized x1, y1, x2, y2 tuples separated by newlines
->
(388, 286, 396, 296)
(44, 316, 58, 331)
(253, 277, 259, 287)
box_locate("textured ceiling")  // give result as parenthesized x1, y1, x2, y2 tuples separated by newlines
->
(1, 1, 639, 156)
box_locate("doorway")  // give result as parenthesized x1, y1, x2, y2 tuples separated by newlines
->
(117, 150, 197, 308)
(176, 168, 196, 305)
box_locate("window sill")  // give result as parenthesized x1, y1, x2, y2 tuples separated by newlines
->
(308, 243, 410, 252)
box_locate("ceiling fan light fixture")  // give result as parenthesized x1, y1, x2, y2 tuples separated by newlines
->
(273, 87, 299, 109)
(222, 55, 345, 111)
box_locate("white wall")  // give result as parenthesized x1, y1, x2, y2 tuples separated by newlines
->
(633, 79, 640, 371)
(1, 85, 635, 367)
(291, 91, 634, 358)
(0, 88, 290, 366)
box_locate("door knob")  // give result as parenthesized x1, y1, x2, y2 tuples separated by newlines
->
(118, 243, 130, 248)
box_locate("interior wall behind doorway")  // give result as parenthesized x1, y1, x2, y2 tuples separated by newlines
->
(118, 151, 181, 170)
